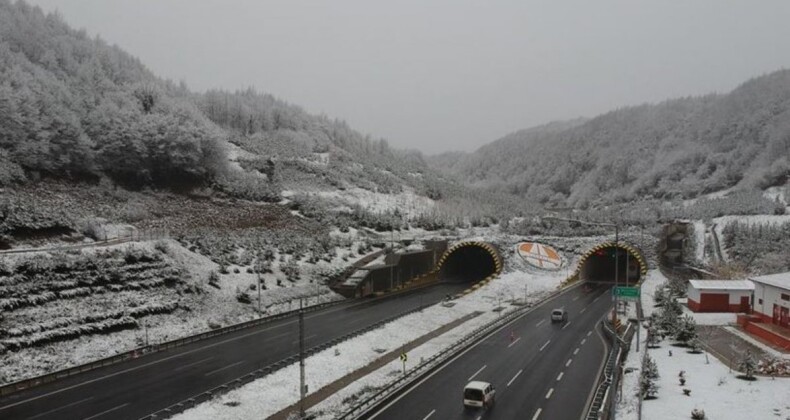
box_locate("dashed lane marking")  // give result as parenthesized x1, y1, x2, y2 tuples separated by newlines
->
(532, 408, 542, 420)
(536, 320, 546, 327)
(556, 372, 564, 381)
(423, 409, 436, 420)
(540, 340, 551, 351)
(574, 348, 580, 355)
(545, 388, 554, 399)
(174, 356, 215, 372)
(205, 360, 245, 376)
(28, 397, 93, 419)
(572, 296, 580, 301)
(83, 403, 130, 420)
(508, 337, 521, 348)
(562, 321, 572, 330)
(587, 330, 593, 337)
(507, 369, 523, 387)
(581, 338, 587, 345)
(468, 365, 487, 381)
(566, 359, 573, 367)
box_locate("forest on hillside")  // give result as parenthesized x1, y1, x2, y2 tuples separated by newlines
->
(434, 70, 790, 208)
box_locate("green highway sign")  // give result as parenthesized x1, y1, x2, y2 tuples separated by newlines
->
(613, 286, 640, 298)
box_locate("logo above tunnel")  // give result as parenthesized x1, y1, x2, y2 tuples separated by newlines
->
(516, 242, 562, 270)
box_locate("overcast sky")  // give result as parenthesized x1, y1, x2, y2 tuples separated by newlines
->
(26, 0, 790, 154)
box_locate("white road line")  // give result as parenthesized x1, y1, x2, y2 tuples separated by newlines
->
(83, 403, 130, 420)
(476, 417, 482, 420)
(205, 360, 245, 376)
(508, 337, 521, 348)
(468, 365, 487, 381)
(539, 340, 551, 351)
(174, 356, 215, 372)
(422, 409, 436, 420)
(532, 408, 542, 420)
(292, 334, 317, 345)
(581, 338, 587, 345)
(545, 388, 554, 399)
(507, 369, 524, 387)
(566, 359, 573, 367)
(572, 295, 580, 301)
(536, 319, 546, 327)
(28, 397, 93, 419)
(593, 295, 601, 302)
(556, 372, 564, 381)
(580, 307, 586, 314)
(562, 321, 572, 330)
(574, 348, 580, 355)
(587, 330, 593, 336)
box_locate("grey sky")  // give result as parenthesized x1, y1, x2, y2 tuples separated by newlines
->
(27, 0, 790, 154)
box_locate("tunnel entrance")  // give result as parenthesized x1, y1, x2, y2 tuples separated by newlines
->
(578, 242, 647, 285)
(437, 241, 503, 284)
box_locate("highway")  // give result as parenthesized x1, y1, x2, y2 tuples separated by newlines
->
(367, 283, 613, 420)
(0, 282, 468, 420)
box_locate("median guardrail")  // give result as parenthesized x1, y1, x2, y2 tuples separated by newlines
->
(141, 300, 436, 420)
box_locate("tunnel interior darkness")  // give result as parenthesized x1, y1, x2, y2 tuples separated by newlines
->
(439, 245, 498, 283)
(580, 246, 641, 285)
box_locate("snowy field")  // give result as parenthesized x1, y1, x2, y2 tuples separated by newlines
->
(173, 269, 568, 419)
(617, 270, 790, 420)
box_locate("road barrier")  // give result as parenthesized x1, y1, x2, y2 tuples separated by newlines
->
(586, 318, 635, 420)
(141, 301, 436, 420)
(0, 298, 344, 398)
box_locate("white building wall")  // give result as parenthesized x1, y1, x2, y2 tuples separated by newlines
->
(753, 282, 790, 317)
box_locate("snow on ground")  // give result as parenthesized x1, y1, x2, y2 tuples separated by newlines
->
(617, 270, 790, 420)
(173, 269, 568, 419)
(296, 187, 435, 216)
(723, 326, 790, 361)
(713, 214, 790, 227)
(763, 185, 788, 206)
(691, 220, 707, 264)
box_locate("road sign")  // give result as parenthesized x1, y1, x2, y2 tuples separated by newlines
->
(613, 286, 640, 298)
(400, 353, 407, 362)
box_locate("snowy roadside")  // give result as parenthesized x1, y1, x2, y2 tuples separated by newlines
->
(616, 270, 790, 420)
(172, 270, 567, 419)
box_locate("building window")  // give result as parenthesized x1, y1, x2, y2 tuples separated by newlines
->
(758, 298, 763, 305)
(782, 293, 790, 301)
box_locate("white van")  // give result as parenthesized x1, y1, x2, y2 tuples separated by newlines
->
(551, 308, 568, 323)
(463, 381, 496, 409)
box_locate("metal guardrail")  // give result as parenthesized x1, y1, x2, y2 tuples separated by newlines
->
(333, 286, 573, 420)
(586, 320, 620, 420)
(140, 301, 436, 420)
(0, 298, 344, 398)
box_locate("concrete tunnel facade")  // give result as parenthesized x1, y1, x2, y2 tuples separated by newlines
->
(436, 241, 503, 284)
(574, 241, 648, 285)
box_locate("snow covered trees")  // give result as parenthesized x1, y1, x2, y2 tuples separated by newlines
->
(641, 355, 660, 399)
(673, 315, 699, 347)
(737, 349, 757, 380)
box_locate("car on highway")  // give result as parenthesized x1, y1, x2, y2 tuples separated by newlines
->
(463, 381, 496, 409)
(551, 308, 568, 323)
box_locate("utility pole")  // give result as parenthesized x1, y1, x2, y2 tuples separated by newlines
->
(614, 223, 619, 326)
(257, 273, 262, 316)
(299, 298, 306, 419)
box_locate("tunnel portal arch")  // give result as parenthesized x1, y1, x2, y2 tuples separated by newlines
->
(574, 242, 648, 285)
(436, 241, 503, 285)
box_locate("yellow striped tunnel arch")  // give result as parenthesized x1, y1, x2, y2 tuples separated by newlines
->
(572, 241, 648, 284)
(435, 241, 503, 288)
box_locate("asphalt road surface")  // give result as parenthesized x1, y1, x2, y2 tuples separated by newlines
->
(0, 282, 469, 420)
(367, 283, 613, 420)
